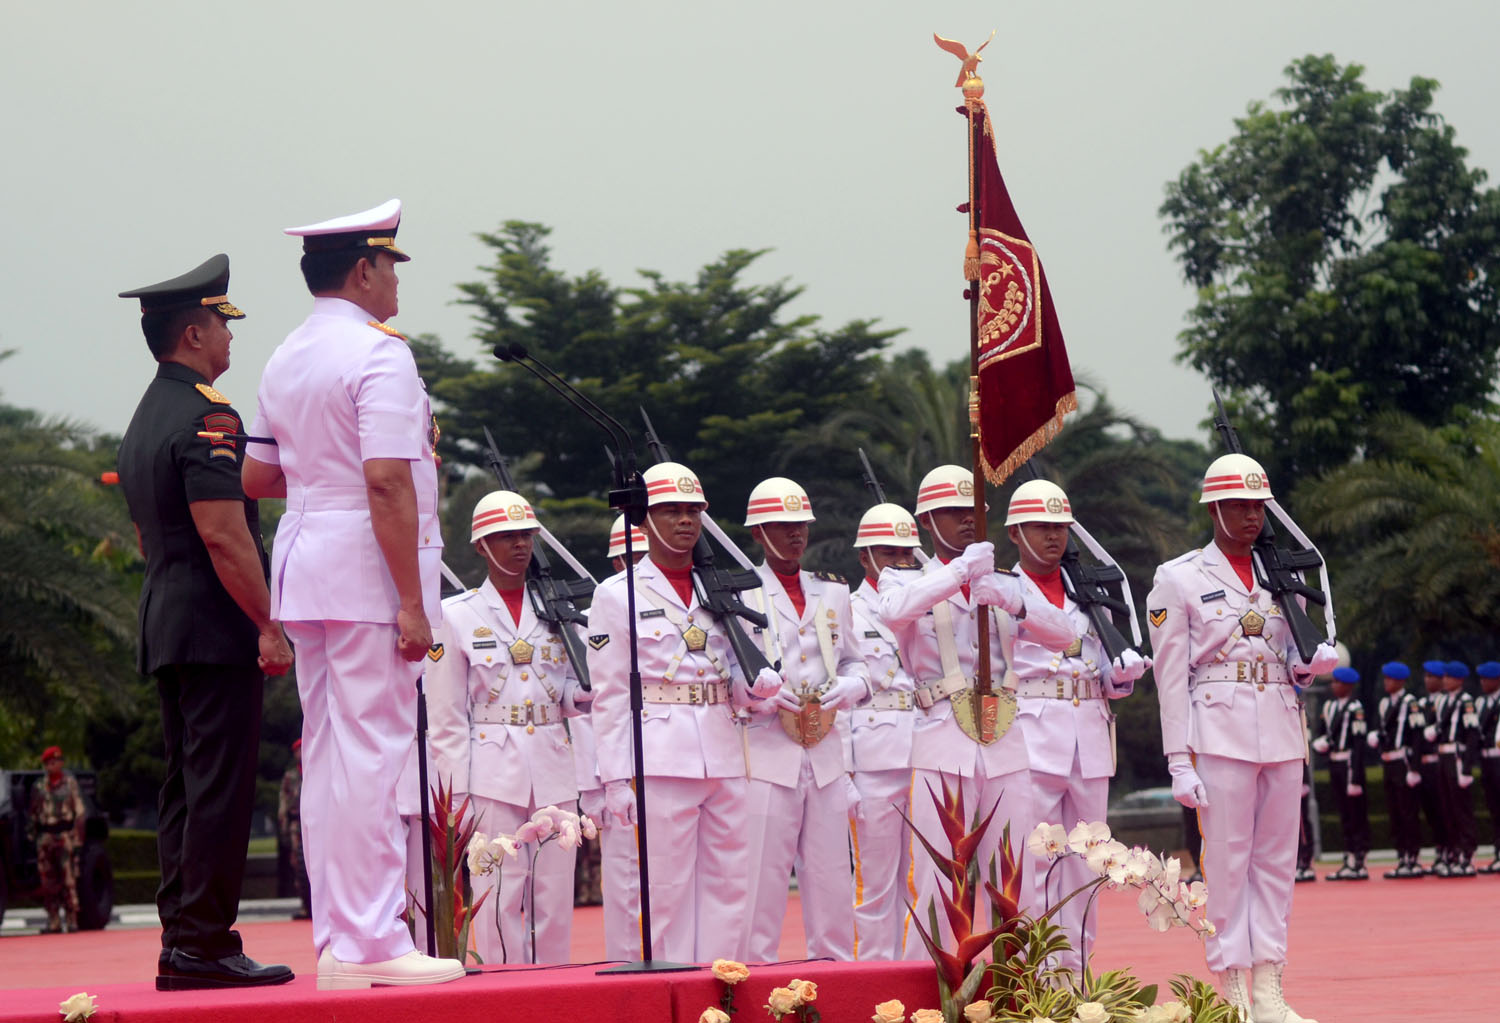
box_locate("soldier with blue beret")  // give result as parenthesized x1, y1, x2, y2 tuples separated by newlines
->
(1414, 660, 1451, 873)
(1370, 662, 1425, 877)
(1313, 666, 1369, 879)
(1473, 662, 1500, 873)
(1427, 661, 1480, 875)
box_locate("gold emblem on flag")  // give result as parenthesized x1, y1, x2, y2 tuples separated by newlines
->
(1063, 637, 1083, 658)
(1239, 609, 1266, 637)
(473, 626, 493, 638)
(508, 638, 534, 664)
(682, 624, 708, 652)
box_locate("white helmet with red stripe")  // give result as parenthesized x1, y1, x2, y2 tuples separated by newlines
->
(1199, 453, 1272, 503)
(743, 477, 815, 526)
(606, 514, 647, 559)
(1004, 479, 1074, 525)
(853, 503, 921, 549)
(643, 461, 707, 507)
(470, 490, 538, 542)
(915, 464, 980, 516)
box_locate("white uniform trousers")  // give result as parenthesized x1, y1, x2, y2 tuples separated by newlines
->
(906, 766, 1033, 959)
(850, 767, 912, 961)
(742, 756, 855, 962)
(466, 793, 574, 964)
(580, 786, 643, 961)
(636, 775, 748, 963)
(286, 619, 417, 964)
(1029, 752, 1109, 972)
(1194, 754, 1302, 972)
(402, 814, 429, 932)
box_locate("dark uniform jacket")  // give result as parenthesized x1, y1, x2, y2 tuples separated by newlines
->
(1316, 695, 1368, 785)
(117, 362, 267, 673)
(1434, 690, 1480, 773)
(1376, 690, 1420, 769)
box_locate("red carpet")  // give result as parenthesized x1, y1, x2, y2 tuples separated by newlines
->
(3, 872, 1495, 1021)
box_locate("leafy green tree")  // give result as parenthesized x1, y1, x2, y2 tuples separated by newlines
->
(1161, 54, 1500, 482)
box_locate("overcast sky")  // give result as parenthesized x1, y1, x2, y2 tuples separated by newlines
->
(4, 1, 1497, 445)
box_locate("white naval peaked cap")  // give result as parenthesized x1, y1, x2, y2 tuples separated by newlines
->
(1199, 453, 1272, 503)
(1005, 479, 1074, 526)
(470, 490, 538, 542)
(643, 462, 707, 507)
(853, 503, 921, 549)
(607, 514, 647, 559)
(744, 477, 815, 526)
(914, 464, 983, 516)
(284, 198, 409, 261)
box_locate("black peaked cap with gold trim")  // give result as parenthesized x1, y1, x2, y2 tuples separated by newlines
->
(284, 198, 410, 262)
(118, 253, 245, 319)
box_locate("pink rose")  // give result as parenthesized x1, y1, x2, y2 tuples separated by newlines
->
(789, 978, 818, 1003)
(698, 1010, 731, 1023)
(964, 1000, 993, 1022)
(711, 958, 749, 984)
(911, 1010, 945, 1023)
(872, 1000, 906, 1023)
(767, 987, 801, 1019)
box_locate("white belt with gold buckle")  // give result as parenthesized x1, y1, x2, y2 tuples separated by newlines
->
(913, 675, 970, 710)
(474, 702, 562, 726)
(1190, 661, 1291, 686)
(641, 680, 731, 705)
(868, 691, 915, 711)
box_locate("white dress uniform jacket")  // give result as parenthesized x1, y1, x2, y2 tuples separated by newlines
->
(849, 580, 917, 773)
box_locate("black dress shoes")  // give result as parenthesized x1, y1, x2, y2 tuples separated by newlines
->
(156, 949, 295, 991)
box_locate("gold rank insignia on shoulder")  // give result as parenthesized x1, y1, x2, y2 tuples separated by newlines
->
(473, 626, 493, 638)
(1239, 609, 1266, 637)
(682, 624, 709, 652)
(426, 643, 444, 661)
(194, 382, 232, 404)
(1148, 609, 1167, 628)
(1063, 637, 1084, 658)
(508, 638, 534, 664)
(368, 320, 408, 340)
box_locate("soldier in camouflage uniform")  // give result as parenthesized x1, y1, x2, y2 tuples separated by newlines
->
(277, 740, 311, 919)
(28, 747, 86, 933)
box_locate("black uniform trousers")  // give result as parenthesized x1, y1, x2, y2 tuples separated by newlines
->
(1418, 756, 1450, 855)
(1328, 760, 1370, 857)
(1480, 755, 1500, 856)
(1435, 752, 1477, 860)
(155, 662, 264, 959)
(1382, 759, 1423, 859)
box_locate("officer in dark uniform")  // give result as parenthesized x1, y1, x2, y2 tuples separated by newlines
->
(116, 254, 295, 990)
(1413, 660, 1450, 874)
(1313, 666, 1370, 879)
(1474, 662, 1500, 873)
(1427, 661, 1479, 876)
(1370, 662, 1424, 878)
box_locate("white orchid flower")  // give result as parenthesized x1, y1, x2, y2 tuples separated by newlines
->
(1066, 820, 1112, 855)
(1027, 822, 1069, 861)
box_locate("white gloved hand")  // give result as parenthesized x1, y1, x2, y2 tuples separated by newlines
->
(1300, 642, 1341, 678)
(578, 788, 605, 825)
(1458, 772, 1474, 789)
(1423, 725, 1438, 743)
(603, 780, 636, 827)
(844, 775, 865, 823)
(972, 571, 1024, 615)
(1405, 771, 1423, 788)
(1167, 753, 1209, 809)
(1111, 649, 1150, 686)
(1366, 732, 1381, 749)
(751, 666, 785, 700)
(562, 678, 594, 714)
(1346, 783, 1363, 797)
(819, 674, 870, 712)
(1311, 736, 1330, 754)
(952, 541, 996, 583)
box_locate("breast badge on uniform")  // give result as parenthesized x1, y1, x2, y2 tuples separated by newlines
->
(1063, 637, 1084, 658)
(1148, 609, 1167, 628)
(682, 624, 709, 652)
(426, 643, 444, 661)
(508, 638, 534, 664)
(1239, 609, 1266, 637)
(473, 625, 493, 638)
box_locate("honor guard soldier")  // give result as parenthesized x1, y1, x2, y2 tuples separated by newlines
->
(116, 255, 295, 990)
(1370, 663, 1425, 878)
(243, 200, 463, 989)
(1413, 660, 1450, 873)
(876, 465, 1074, 949)
(427, 492, 590, 963)
(738, 478, 869, 963)
(1004, 481, 1148, 971)
(1474, 662, 1500, 873)
(1312, 667, 1369, 879)
(28, 747, 86, 933)
(587, 462, 783, 964)
(1426, 661, 1480, 876)
(1147, 454, 1337, 1023)
(847, 503, 922, 961)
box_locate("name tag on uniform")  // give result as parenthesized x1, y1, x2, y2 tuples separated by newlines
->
(1200, 590, 1226, 603)
(640, 608, 667, 619)
(472, 639, 497, 649)
(864, 630, 881, 639)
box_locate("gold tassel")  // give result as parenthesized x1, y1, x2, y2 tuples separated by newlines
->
(964, 229, 981, 282)
(977, 390, 1079, 485)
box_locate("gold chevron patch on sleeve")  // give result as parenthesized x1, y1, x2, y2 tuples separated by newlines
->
(588, 634, 610, 650)
(1148, 609, 1168, 628)
(426, 643, 444, 661)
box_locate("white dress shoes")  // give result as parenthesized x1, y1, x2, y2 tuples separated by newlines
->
(316, 947, 466, 990)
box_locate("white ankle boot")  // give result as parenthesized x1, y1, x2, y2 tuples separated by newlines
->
(1251, 961, 1317, 1023)
(1216, 967, 1252, 1022)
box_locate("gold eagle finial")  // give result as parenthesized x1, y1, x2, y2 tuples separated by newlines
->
(933, 30, 996, 88)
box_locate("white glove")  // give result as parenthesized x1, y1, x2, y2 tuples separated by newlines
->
(578, 788, 605, 825)
(1111, 649, 1150, 686)
(1366, 732, 1381, 749)
(603, 780, 636, 827)
(562, 678, 594, 714)
(1346, 784, 1363, 797)
(1458, 772, 1474, 789)
(971, 571, 1024, 615)
(1167, 753, 1209, 809)
(751, 666, 785, 700)
(844, 775, 865, 823)
(819, 674, 870, 712)
(952, 541, 996, 583)
(1300, 642, 1341, 678)
(1423, 725, 1438, 743)
(1311, 736, 1330, 754)
(1405, 771, 1422, 788)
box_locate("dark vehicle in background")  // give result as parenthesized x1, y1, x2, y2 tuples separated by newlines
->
(0, 770, 114, 929)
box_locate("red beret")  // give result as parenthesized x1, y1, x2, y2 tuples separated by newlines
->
(40, 746, 63, 763)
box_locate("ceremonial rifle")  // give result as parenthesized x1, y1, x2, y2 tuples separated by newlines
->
(1210, 389, 1331, 662)
(638, 409, 777, 678)
(480, 426, 595, 690)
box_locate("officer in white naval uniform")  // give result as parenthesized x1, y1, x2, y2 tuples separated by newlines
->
(876, 465, 1073, 954)
(847, 503, 922, 962)
(587, 462, 783, 963)
(739, 477, 869, 963)
(572, 515, 644, 960)
(242, 199, 463, 989)
(426, 491, 589, 964)
(1147, 453, 1337, 1023)
(1002, 480, 1147, 973)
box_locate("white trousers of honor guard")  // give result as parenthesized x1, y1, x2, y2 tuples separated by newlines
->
(1029, 753, 1109, 973)
(580, 787, 643, 962)
(850, 767, 913, 961)
(287, 620, 417, 964)
(741, 756, 855, 962)
(906, 766, 1033, 958)
(1194, 754, 1302, 972)
(466, 794, 574, 964)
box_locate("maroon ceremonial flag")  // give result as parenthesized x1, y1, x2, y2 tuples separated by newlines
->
(967, 103, 1077, 484)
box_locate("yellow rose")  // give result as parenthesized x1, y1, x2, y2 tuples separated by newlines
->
(964, 1000, 994, 1022)
(873, 999, 907, 1023)
(767, 987, 801, 1018)
(1074, 1003, 1110, 1023)
(912, 1010, 946, 1023)
(699, 1010, 731, 1023)
(789, 979, 818, 1003)
(711, 958, 750, 984)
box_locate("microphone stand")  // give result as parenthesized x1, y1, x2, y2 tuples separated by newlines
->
(493, 343, 692, 974)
